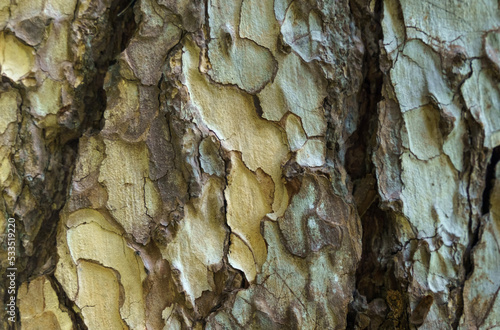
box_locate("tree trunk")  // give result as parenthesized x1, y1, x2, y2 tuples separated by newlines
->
(1, 0, 499, 328)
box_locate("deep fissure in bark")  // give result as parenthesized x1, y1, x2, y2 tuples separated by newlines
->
(8, 0, 137, 326)
(345, 0, 415, 328)
(481, 146, 500, 215)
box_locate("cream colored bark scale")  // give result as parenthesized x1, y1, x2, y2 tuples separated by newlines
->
(0, 32, 34, 81)
(56, 209, 147, 329)
(161, 178, 226, 302)
(18, 276, 73, 330)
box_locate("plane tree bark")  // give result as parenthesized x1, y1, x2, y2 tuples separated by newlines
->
(0, 0, 499, 328)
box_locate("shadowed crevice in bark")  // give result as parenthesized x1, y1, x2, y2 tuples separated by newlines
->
(8, 0, 138, 327)
(481, 147, 500, 215)
(454, 145, 500, 329)
(49, 275, 89, 330)
(345, 0, 414, 328)
(349, 204, 411, 329)
(80, 0, 138, 133)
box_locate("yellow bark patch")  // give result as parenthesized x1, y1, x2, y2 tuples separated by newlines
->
(225, 153, 273, 280)
(76, 261, 128, 330)
(182, 39, 289, 217)
(0, 89, 18, 134)
(18, 276, 73, 330)
(228, 233, 257, 282)
(0, 32, 34, 81)
(162, 178, 226, 302)
(28, 77, 62, 117)
(98, 139, 151, 243)
(57, 209, 147, 329)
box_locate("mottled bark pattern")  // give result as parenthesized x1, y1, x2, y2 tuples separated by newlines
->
(0, 0, 498, 329)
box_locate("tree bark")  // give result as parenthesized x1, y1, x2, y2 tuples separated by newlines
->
(0, 0, 499, 329)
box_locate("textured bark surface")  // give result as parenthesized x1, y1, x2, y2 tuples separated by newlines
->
(0, 0, 498, 329)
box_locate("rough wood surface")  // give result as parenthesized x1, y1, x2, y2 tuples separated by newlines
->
(0, 0, 498, 328)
